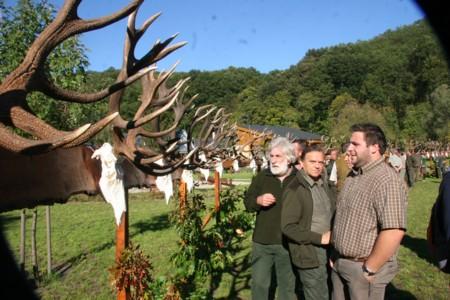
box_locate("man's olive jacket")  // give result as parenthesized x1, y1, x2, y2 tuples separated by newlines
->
(281, 171, 336, 269)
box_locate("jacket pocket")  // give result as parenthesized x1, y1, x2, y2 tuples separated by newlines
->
(289, 243, 319, 269)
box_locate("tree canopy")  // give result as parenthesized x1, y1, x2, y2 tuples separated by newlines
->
(2, 2, 448, 146)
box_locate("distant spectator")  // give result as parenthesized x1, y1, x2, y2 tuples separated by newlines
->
(405, 150, 418, 187)
(334, 142, 352, 193)
(325, 148, 338, 178)
(388, 148, 403, 174)
(292, 139, 307, 170)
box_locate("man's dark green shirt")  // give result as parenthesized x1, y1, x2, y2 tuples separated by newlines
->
(244, 168, 297, 245)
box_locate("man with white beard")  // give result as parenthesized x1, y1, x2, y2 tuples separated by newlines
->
(244, 137, 297, 300)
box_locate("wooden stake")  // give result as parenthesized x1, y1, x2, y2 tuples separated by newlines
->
(31, 208, 38, 279)
(116, 189, 129, 300)
(20, 209, 26, 272)
(179, 180, 187, 218)
(214, 171, 221, 223)
(46, 206, 52, 275)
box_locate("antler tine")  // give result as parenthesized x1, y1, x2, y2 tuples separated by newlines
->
(0, 0, 159, 154)
(61, 112, 119, 148)
(135, 63, 181, 115)
(133, 90, 198, 140)
(137, 146, 199, 176)
(36, 65, 157, 104)
(187, 105, 217, 139)
(133, 90, 180, 128)
(133, 34, 187, 74)
(124, 9, 161, 75)
(0, 122, 87, 154)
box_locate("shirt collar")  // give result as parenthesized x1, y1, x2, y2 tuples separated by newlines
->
(353, 157, 385, 175)
(300, 169, 323, 187)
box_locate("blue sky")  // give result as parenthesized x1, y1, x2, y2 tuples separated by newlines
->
(7, 0, 425, 73)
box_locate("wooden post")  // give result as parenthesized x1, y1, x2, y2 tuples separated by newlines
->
(31, 208, 38, 279)
(116, 189, 129, 300)
(179, 180, 187, 218)
(46, 206, 52, 275)
(214, 171, 221, 223)
(20, 209, 26, 272)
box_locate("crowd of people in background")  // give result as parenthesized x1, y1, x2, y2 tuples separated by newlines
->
(325, 145, 450, 191)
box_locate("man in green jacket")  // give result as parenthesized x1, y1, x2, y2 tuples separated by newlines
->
(281, 144, 336, 300)
(244, 137, 297, 300)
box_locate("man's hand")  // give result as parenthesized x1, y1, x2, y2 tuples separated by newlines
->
(321, 231, 331, 245)
(256, 193, 276, 207)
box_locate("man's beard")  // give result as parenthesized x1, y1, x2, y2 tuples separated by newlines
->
(270, 162, 289, 176)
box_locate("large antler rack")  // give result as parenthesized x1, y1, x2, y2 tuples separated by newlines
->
(0, 0, 156, 154)
(109, 5, 214, 176)
(185, 106, 234, 168)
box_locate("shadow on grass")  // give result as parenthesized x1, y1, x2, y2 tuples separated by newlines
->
(0, 213, 21, 225)
(53, 213, 172, 277)
(213, 252, 252, 300)
(52, 238, 116, 277)
(386, 282, 417, 299)
(401, 234, 434, 265)
(131, 213, 171, 235)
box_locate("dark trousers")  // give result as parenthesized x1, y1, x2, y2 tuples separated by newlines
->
(251, 242, 296, 300)
(331, 258, 398, 300)
(296, 246, 329, 300)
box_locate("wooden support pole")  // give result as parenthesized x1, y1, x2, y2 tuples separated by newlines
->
(179, 180, 187, 219)
(31, 208, 38, 279)
(20, 209, 26, 272)
(116, 189, 129, 300)
(46, 206, 52, 275)
(214, 171, 221, 223)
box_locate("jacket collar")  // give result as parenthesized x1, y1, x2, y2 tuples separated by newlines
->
(352, 157, 384, 176)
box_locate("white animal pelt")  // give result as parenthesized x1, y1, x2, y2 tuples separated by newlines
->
(215, 159, 223, 178)
(233, 158, 240, 172)
(261, 156, 268, 169)
(199, 152, 210, 182)
(181, 169, 194, 193)
(155, 159, 173, 204)
(249, 158, 257, 174)
(91, 143, 125, 226)
(199, 168, 210, 182)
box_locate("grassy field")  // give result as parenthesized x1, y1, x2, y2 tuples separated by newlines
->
(0, 178, 449, 299)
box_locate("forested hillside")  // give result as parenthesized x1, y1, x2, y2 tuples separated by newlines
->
(87, 20, 448, 145)
(2, 0, 448, 146)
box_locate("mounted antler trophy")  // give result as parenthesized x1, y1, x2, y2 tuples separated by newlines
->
(0, 0, 225, 210)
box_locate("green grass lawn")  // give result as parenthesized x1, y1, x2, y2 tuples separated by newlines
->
(1, 179, 449, 299)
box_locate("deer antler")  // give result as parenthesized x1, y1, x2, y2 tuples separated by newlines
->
(185, 106, 235, 168)
(107, 6, 207, 176)
(0, 0, 153, 153)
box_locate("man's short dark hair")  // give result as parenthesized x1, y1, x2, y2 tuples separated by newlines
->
(300, 143, 324, 160)
(341, 142, 350, 153)
(292, 139, 307, 151)
(350, 123, 387, 154)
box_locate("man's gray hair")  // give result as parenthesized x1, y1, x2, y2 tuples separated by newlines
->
(266, 137, 296, 164)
